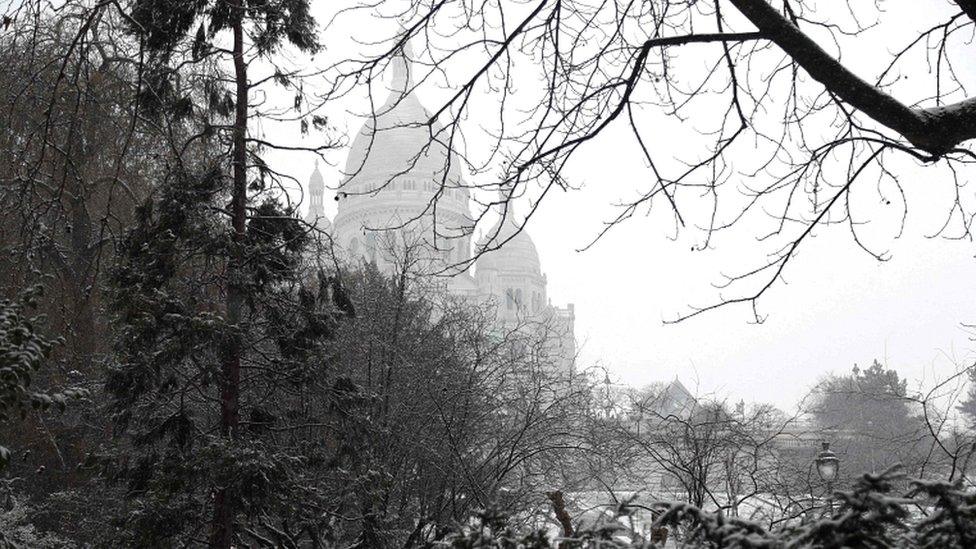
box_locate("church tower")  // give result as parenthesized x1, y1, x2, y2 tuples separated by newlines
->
(305, 162, 331, 231)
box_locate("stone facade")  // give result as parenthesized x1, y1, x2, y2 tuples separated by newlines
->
(305, 46, 576, 371)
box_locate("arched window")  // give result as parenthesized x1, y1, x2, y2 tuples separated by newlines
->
(506, 289, 514, 310)
(349, 238, 360, 255)
(515, 288, 523, 308)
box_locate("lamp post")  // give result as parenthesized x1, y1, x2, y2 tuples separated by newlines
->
(815, 442, 840, 517)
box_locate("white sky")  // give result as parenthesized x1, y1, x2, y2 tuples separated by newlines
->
(265, 0, 976, 412)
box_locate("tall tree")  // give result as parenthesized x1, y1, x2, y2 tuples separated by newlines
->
(102, 0, 328, 546)
(104, 155, 348, 546)
(0, 0, 161, 365)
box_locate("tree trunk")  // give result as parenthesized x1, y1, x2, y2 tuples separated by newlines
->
(67, 187, 96, 375)
(546, 490, 574, 544)
(210, 3, 247, 547)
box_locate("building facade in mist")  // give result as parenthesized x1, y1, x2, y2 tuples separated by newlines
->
(304, 46, 575, 370)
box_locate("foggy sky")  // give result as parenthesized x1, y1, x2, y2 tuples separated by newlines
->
(273, 0, 976, 412)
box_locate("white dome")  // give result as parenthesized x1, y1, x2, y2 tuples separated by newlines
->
(318, 46, 573, 371)
(474, 208, 548, 323)
(333, 51, 470, 238)
(476, 211, 541, 277)
(331, 47, 473, 271)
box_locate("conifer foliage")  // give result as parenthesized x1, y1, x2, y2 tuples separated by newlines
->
(102, 152, 343, 547)
(100, 0, 328, 546)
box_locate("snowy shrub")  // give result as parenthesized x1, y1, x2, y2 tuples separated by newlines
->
(0, 286, 85, 470)
(0, 480, 72, 549)
(428, 468, 976, 548)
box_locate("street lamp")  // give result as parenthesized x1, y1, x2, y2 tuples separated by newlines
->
(815, 442, 839, 516)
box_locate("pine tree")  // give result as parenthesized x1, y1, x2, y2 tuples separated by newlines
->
(103, 152, 349, 546)
(101, 1, 332, 545)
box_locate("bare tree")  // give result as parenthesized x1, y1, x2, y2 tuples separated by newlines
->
(0, 3, 151, 376)
(316, 249, 593, 546)
(600, 385, 797, 516)
(322, 0, 976, 320)
(0, 3, 164, 514)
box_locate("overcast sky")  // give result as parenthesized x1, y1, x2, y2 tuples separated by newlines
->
(269, 0, 976, 412)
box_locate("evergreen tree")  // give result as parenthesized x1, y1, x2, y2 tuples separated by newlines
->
(101, 1, 330, 545)
(103, 156, 348, 546)
(812, 360, 923, 479)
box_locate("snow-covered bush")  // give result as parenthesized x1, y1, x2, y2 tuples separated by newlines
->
(0, 286, 85, 470)
(0, 480, 72, 549)
(429, 468, 976, 548)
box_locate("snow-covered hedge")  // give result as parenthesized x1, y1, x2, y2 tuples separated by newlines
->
(431, 468, 976, 548)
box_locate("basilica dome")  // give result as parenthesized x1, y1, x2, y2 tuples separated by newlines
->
(307, 44, 574, 370)
(475, 211, 542, 277)
(333, 47, 470, 237)
(474, 206, 548, 319)
(341, 94, 464, 194)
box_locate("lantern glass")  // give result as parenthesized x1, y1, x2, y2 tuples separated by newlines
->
(815, 442, 839, 482)
(817, 459, 838, 481)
